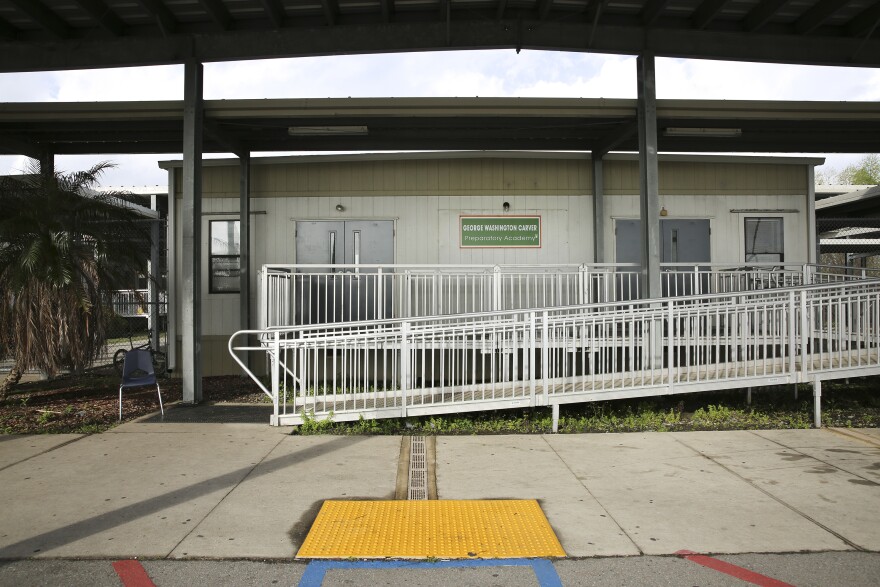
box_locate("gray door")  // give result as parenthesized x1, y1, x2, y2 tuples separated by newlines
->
(295, 220, 394, 324)
(615, 218, 711, 297)
(614, 219, 642, 300)
(661, 219, 710, 265)
(661, 219, 711, 296)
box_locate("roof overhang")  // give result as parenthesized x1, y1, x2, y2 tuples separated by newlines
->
(0, 97, 876, 158)
(0, 2, 878, 72)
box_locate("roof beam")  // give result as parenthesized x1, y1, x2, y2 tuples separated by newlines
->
(380, 0, 395, 22)
(0, 132, 41, 159)
(692, 0, 729, 30)
(73, 0, 126, 37)
(3, 19, 880, 71)
(591, 120, 638, 158)
(795, 0, 844, 35)
(538, 0, 554, 21)
(743, 0, 788, 32)
(587, 0, 607, 47)
(0, 17, 16, 40)
(8, 0, 70, 39)
(847, 1, 880, 38)
(640, 0, 666, 26)
(322, 0, 339, 26)
(204, 120, 243, 154)
(258, 0, 286, 29)
(496, 0, 508, 21)
(198, 0, 233, 31)
(137, 0, 177, 36)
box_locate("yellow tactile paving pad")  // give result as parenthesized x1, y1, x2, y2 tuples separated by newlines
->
(296, 499, 565, 559)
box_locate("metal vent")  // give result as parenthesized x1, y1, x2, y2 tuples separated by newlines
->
(407, 436, 428, 501)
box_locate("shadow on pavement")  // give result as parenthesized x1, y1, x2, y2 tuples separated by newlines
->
(0, 435, 365, 558)
(139, 403, 273, 424)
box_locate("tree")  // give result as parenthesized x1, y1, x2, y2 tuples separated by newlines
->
(0, 162, 151, 398)
(838, 154, 880, 186)
(817, 154, 880, 186)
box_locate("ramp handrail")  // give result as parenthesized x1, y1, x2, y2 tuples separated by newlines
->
(259, 262, 839, 330)
(232, 277, 880, 425)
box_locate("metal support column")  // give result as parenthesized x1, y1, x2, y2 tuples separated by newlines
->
(239, 151, 251, 368)
(182, 59, 204, 404)
(592, 156, 605, 263)
(39, 150, 54, 185)
(637, 54, 661, 300)
(807, 166, 818, 264)
(149, 201, 161, 353)
(166, 168, 177, 373)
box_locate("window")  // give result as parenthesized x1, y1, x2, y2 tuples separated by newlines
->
(210, 220, 240, 293)
(744, 218, 784, 263)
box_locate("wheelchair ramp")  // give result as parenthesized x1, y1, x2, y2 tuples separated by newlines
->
(231, 274, 880, 428)
(296, 500, 565, 559)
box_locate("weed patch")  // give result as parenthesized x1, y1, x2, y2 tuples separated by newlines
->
(292, 378, 880, 436)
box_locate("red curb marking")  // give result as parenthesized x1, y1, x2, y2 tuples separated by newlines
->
(676, 550, 794, 587)
(112, 560, 156, 587)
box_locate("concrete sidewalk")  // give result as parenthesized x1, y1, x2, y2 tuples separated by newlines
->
(0, 420, 878, 560)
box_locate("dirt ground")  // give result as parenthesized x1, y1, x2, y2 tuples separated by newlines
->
(0, 371, 266, 434)
(2, 370, 878, 435)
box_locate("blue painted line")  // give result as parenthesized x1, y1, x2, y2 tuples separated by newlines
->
(530, 559, 564, 587)
(298, 558, 563, 587)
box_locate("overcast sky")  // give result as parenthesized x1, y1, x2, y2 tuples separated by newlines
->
(1, 50, 877, 187)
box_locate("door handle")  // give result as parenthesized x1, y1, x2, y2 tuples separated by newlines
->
(353, 230, 361, 279)
(329, 231, 337, 272)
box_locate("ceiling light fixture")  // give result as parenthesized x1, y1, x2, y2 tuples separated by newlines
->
(288, 125, 369, 136)
(664, 127, 742, 138)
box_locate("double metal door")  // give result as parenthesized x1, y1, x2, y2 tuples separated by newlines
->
(295, 220, 394, 324)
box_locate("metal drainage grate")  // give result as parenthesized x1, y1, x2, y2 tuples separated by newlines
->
(408, 436, 428, 500)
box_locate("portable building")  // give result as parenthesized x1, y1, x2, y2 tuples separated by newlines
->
(160, 151, 820, 376)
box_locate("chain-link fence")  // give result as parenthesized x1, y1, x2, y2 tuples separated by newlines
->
(817, 217, 880, 271)
(102, 216, 168, 374)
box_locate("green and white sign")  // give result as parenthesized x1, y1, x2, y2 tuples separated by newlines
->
(460, 215, 542, 248)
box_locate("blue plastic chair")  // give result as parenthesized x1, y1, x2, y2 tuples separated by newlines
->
(118, 349, 164, 421)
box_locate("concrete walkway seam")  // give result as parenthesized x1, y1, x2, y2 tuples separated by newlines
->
(749, 429, 880, 485)
(165, 432, 288, 558)
(538, 434, 644, 556)
(826, 427, 880, 449)
(671, 434, 865, 552)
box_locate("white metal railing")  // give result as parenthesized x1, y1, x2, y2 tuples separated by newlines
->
(111, 289, 168, 317)
(259, 262, 823, 330)
(231, 277, 880, 426)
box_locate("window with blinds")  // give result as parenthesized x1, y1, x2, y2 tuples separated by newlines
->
(744, 217, 784, 263)
(210, 220, 241, 293)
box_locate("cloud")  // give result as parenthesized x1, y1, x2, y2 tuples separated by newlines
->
(0, 66, 182, 102)
(0, 51, 876, 186)
(656, 58, 877, 101)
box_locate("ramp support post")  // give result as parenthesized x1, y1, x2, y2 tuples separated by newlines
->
(551, 403, 560, 433)
(813, 377, 822, 428)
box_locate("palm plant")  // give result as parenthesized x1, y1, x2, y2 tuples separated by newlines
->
(0, 162, 151, 398)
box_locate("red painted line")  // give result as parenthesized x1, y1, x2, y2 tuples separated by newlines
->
(675, 550, 794, 587)
(112, 560, 156, 587)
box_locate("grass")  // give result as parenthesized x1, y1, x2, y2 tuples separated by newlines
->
(290, 377, 880, 435)
(3, 370, 877, 436)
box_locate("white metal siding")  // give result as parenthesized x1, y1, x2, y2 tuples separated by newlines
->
(170, 156, 812, 341)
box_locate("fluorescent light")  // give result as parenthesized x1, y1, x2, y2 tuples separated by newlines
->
(288, 125, 369, 136)
(664, 127, 742, 137)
